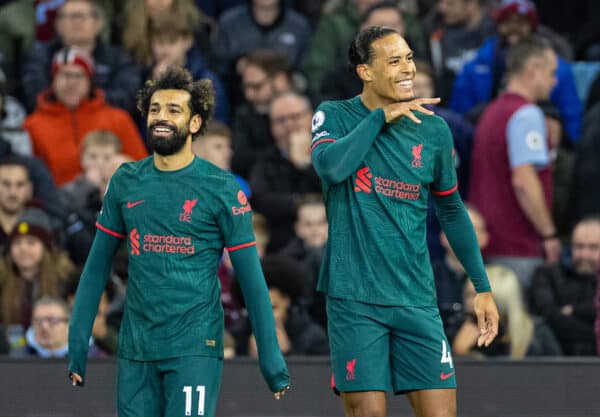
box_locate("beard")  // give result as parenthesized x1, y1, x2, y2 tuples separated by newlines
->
(147, 121, 189, 156)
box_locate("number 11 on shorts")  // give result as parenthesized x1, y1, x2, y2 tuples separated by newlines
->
(183, 385, 206, 416)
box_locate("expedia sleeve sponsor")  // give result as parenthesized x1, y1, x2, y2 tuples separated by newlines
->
(217, 178, 256, 248)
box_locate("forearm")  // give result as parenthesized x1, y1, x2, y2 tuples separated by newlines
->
(512, 168, 555, 237)
(68, 231, 121, 381)
(434, 192, 490, 292)
(311, 109, 386, 184)
(229, 246, 289, 391)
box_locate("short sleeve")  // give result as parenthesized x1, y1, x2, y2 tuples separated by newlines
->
(218, 177, 256, 252)
(506, 105, 549, 168)
(96, 170, 125, 238)
(432, 118, 459, 196)
(310, 101, 343, 151)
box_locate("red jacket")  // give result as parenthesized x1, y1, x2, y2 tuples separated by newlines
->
(24, 89, 147, 185)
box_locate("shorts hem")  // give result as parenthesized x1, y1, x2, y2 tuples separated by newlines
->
(394, 383, 457, 395)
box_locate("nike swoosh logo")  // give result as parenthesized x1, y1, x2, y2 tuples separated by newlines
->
(127, 200, 145, 209)
(440, 371, 455, 380)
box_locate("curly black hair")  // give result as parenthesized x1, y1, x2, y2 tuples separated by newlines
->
(136, 66, 215, 138)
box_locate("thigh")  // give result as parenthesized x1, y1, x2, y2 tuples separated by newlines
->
(390, 307, 456, 393)
(117, 358, 163, 417)
(341, 391, 387, 417)
(160, 356, 223, 417)
(327, 297, 391, 393)
(407, 388, 456, 417)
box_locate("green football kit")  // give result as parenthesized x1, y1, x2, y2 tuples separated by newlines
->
(68, 156, 289, 417)
(311, 96, 490, 393)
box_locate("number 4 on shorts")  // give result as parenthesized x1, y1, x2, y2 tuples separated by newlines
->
(440, 340, 453, 369)
(183, 385, 206, 416)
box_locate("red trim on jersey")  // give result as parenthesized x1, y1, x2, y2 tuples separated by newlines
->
(96, 222, 125, 239)
(226, 241, 257, 252)
(311, 138, 336, 151)
(432, 182, 459, 196)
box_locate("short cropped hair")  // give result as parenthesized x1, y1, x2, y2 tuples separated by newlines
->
(506, 35, 553, 77)
(81, 130, 122, 153)
(137, 67, 215, 138)
(349, 25, 399, 66)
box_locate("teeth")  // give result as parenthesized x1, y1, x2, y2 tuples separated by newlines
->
(398, 80, 412, 87)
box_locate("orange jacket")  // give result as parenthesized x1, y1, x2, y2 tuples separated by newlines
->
(24, 89, 148, 185)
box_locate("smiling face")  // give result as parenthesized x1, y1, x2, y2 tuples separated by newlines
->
(358, 33, 416, 105)
(146, 89, 200, 156)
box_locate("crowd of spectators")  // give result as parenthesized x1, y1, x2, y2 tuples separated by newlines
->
(0, 0, 599, 359)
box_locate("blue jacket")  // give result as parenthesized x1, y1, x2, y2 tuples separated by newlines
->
(450, 36, 582, 142)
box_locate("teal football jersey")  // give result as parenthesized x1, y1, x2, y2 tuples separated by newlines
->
(311, 96, 457, 306)
(97, 156, 255, 360)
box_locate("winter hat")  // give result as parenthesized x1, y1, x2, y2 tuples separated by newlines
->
(51, 46, 94, 79)
(493, 0, 539, 31)
(9, 207, 53, 249)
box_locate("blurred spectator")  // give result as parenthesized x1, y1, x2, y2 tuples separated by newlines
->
(279, 193, 327, 328)
(453, 265, 562, 358)
(596, 269, 600, 357)
(244, 255, 329, 356)
(22, 0, 141, 113)
(249, 91, 321, 252)
(303, 0, 425, 98)
(191, 121, 251, 197)
(0, 208, 74, 350)
(212, 0, 311, 89)
(529, 215, 600, 356)
(0, 74, 32, 156)
(538, 101, 574, 241)
(433, 204, 488, 344)
(65, 273, 124, 355)
(60, 130, 120, 239)
(469, 36, 560, 288)
(10, 296, 105, 357)
(424, 0, 495, 102)
(0, 157, 33, 252)
(450, 0, 582, 142)
(231, 49, 293, 178)
(24, 47, 147, 186)
(120, 0, 214, 67)
(320, 1, 427, 102)
(568, 101, 600, 227)
(147, 11, 228, 123)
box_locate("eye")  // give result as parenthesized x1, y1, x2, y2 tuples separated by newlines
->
(390, 59, 399, 65)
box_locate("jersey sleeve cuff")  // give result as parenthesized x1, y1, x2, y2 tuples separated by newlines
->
(311, 138, 336, 151)
(226, 241, 257, 252)
(432, 182, 459, 196)
(95, 222, 125, 239)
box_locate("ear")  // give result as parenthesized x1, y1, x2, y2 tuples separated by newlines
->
(356, 64, 373, 82)
(189, 114, 202, 135)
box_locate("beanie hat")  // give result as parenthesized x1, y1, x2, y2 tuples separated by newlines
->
(9, 207, 53, 249)
(493, 0, 539, 31)
(51, 46, 95, 79)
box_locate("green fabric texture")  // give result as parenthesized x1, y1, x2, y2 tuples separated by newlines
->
(229, 246, 290, 393)
(68, 230, 121, 383)
(311, 106, 386, 184)
(434, 191, 491, 293)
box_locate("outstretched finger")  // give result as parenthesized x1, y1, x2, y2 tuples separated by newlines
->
(404, 110, 421, 124)
(412, 104, 435, 115)
(416, 97, 441, 105)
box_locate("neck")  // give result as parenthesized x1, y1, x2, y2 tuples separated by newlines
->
(253, 6, 279, 26)
(506, 78, 536, 102)
(445, 253, 465, 274)
(153, 138, 195, 171)
(360, 88, 394, 111)
(20, 266, 39, 282)
(71, 40, 95, 55)
(0, 209, 19, 233)
(465, 9, 483, 30)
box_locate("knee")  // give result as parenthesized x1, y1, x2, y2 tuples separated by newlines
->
(344, 401, 386, 417)
(426, 402, 456, 417)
